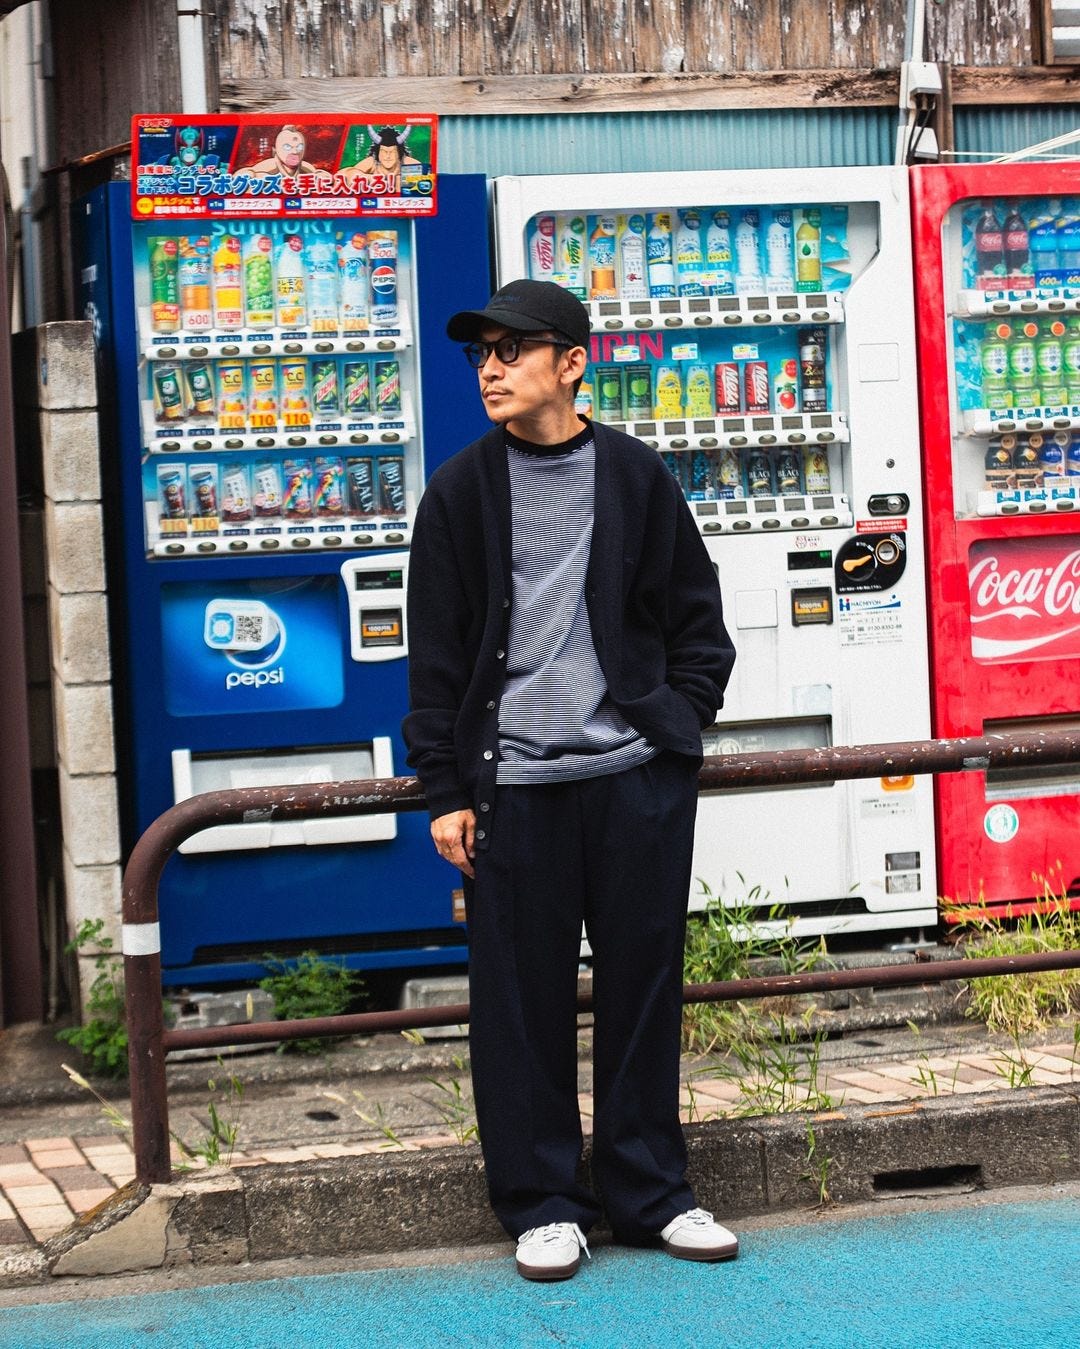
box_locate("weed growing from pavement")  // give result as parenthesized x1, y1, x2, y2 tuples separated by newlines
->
(905, 1020, 962, 1098)
(62, 1056, 244, 1170)
(682, 882, 832, 1054)
(258, 951, 365, 1054)
(322, 1089, 408, 1150)
(800, 1121, 833, 1207)
(712, 1009, 840, 1116)
(56, 919, 129, 1078)
(402, 1029, 480, 1145)
(991, 1036, 1037, 1089)
(944, 864, 1080, 1038)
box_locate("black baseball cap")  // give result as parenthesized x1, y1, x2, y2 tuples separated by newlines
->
(446, 279, 590, 349)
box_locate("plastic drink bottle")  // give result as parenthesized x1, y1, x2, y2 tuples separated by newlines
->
(338, 233, 369, 332)
(556, 215, 588, 299)
(1036, 317, 1067, 406)
(616, 214, 649, 300)
(1028, 204, 1060, 287)
(646, 214, 676, 298)
(802, 447, 831, 493)
(306, 235, 339, 333)
(1002, 201, 1030, 276)
(974, 203, 1005, 287)
(149, 237, 180, 333)
(243, 234, 274, 329)
(735, 209, 762, 286)
(529, 215, 557, 282)
(765, 208, 795, 290)
(588, 215, 618, 300)
(704, 210, 734, 295)
(208, 234, 242, 331)
(674, 209, 705, 297)
(980, 322, 1011, 405)
(275, 234, 308, 329)
(368, 231, 399, 325)
(1057, 199, 1080, 278)
(794, 210, 821, 287)
(984, 436, 1014, 490)
(1008, 322, 1039, 406)
(178, 235, 211, 331)
(1063, 317, 1080, 401)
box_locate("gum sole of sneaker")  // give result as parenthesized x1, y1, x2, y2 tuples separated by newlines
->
(663, 1242, 739, 1262)
(516, 1259, 581, 1281)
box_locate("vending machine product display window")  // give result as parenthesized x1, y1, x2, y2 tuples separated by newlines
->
(494, 168, 937, 942)
(912, 163, 1080, 919)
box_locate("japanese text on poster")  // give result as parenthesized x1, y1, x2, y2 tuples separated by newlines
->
(132, 113, 438, 220)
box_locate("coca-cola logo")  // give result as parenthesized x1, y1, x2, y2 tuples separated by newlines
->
(969, 535, 1080, 661)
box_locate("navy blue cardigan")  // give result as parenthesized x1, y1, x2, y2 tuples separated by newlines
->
(402, 420, 735, 847)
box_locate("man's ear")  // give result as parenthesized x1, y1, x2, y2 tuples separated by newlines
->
(561, 345, 588, 387)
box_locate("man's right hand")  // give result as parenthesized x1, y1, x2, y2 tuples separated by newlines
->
(431, 809, 477, 879)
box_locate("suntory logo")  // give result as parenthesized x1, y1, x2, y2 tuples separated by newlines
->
(969, 538, 1080, 661)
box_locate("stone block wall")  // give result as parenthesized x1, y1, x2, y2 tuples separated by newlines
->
(14, 321, 121, 1007)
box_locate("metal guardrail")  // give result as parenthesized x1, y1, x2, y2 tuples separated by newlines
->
(121, 730, 1080, 1185)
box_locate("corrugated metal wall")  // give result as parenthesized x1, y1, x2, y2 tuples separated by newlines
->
(436, 109, 899, 177)
(952, 107, 1080, 161)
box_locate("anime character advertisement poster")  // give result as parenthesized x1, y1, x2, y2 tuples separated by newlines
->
(132, 113, 438, 220)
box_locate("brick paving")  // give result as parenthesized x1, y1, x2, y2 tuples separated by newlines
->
(0, 1039, 1075, 1254)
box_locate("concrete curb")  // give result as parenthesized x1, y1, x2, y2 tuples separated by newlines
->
(2, 1084, 1077, 1286)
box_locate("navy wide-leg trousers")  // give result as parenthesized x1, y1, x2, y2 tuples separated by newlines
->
(463, 750, 700, 1241)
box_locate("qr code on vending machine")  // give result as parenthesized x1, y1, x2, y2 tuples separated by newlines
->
(234, 612, 266, 645)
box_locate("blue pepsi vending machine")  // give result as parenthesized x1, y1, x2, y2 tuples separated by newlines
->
(76, 113, 490, 986)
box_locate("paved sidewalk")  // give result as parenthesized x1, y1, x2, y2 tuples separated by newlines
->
(1, 1031, 1076, 1254)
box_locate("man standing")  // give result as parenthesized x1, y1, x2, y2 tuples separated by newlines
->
(404, 279, 737, 1281)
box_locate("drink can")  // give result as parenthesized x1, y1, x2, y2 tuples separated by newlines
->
(745, 447, 773, 496)
(984, 435, 1014, 490)
(189, 465, 219, 518)
(248, 358, 278, 425)
(1015, 434, 1041, 486)
(715, 447, 741, 498)
(185, 362, 215, 416)
(773, 358, 799, 414)
(378, 455, 407, 514)
(687, 450, 711, 499)
(1042, 430, 1070, 478)
(374, 359, 402, 414)
(595, 365, 625, 421)
(312, 359, 339, 416)
(217, 360, 246, 428)
(253, 462, 283, 517)
(343, 361, 371, 415)
(624, 363, 653, 420)
(803, 447, 831, 494)
(283, 459, 314, 518)
(158, 466, 186, 519)
(367, 230, 399, 325)
(654, 364, 683, 418)
(347, 457, 377, 513)
(280, 357, 312, 424)
(743, 361, 770, 414)
(153, 364, 186, 421)
(714, 362, 741, 415)
(222, 464, 252, 522)
(798, 327, 827, 412)
(685, 364, 714, 417)
(775, 447, 802, 495)
(313, 457, 345, 516)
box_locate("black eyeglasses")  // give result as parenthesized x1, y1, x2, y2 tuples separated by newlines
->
(462, 336, 572, 369)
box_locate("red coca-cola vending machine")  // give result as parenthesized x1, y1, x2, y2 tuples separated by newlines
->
(911, 162, 1080, 917)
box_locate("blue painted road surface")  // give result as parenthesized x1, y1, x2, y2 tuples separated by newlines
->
(3, 1197, 1078, 1347)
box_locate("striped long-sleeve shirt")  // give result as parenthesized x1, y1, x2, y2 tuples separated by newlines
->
(496, 424, 656, 785)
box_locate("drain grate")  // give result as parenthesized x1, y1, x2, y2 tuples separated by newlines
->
(872, 1164, 983, 1198)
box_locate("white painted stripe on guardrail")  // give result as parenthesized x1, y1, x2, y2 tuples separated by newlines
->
(122, 922, 161, 956)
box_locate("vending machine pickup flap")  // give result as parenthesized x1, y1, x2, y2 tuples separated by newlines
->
(171, 740, 398, 853)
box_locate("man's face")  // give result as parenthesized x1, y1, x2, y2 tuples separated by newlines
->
(376, 143, 399, 169)
(475, 325, 571, 426)
(274, 129, 306, 168)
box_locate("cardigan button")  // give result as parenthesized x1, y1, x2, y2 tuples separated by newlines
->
(502, 598, 510, 609)
(486, 700, 496, 710)
(483, 750, 494, 760)
(496, 648, 505, 659)
(476, 829, 486, 840)
(479, 802, 490, 812)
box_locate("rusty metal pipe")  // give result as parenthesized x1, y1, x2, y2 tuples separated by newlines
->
(161, 948, 1080, 1053)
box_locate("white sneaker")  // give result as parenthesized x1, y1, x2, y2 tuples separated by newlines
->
(515, 1222, 590, 1281)
(659, 1208, 739, 1262)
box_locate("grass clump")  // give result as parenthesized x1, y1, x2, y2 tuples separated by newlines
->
(259, 950, 365, 1054)
(56, 919, 128, 1078)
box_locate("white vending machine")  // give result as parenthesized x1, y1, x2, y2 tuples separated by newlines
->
(493, 167, 937, 941)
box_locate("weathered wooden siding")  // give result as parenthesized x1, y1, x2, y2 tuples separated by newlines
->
(213, 0, 1036, 84)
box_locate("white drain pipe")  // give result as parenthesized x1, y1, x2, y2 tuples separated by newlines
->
(177, 1, 209, 114)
